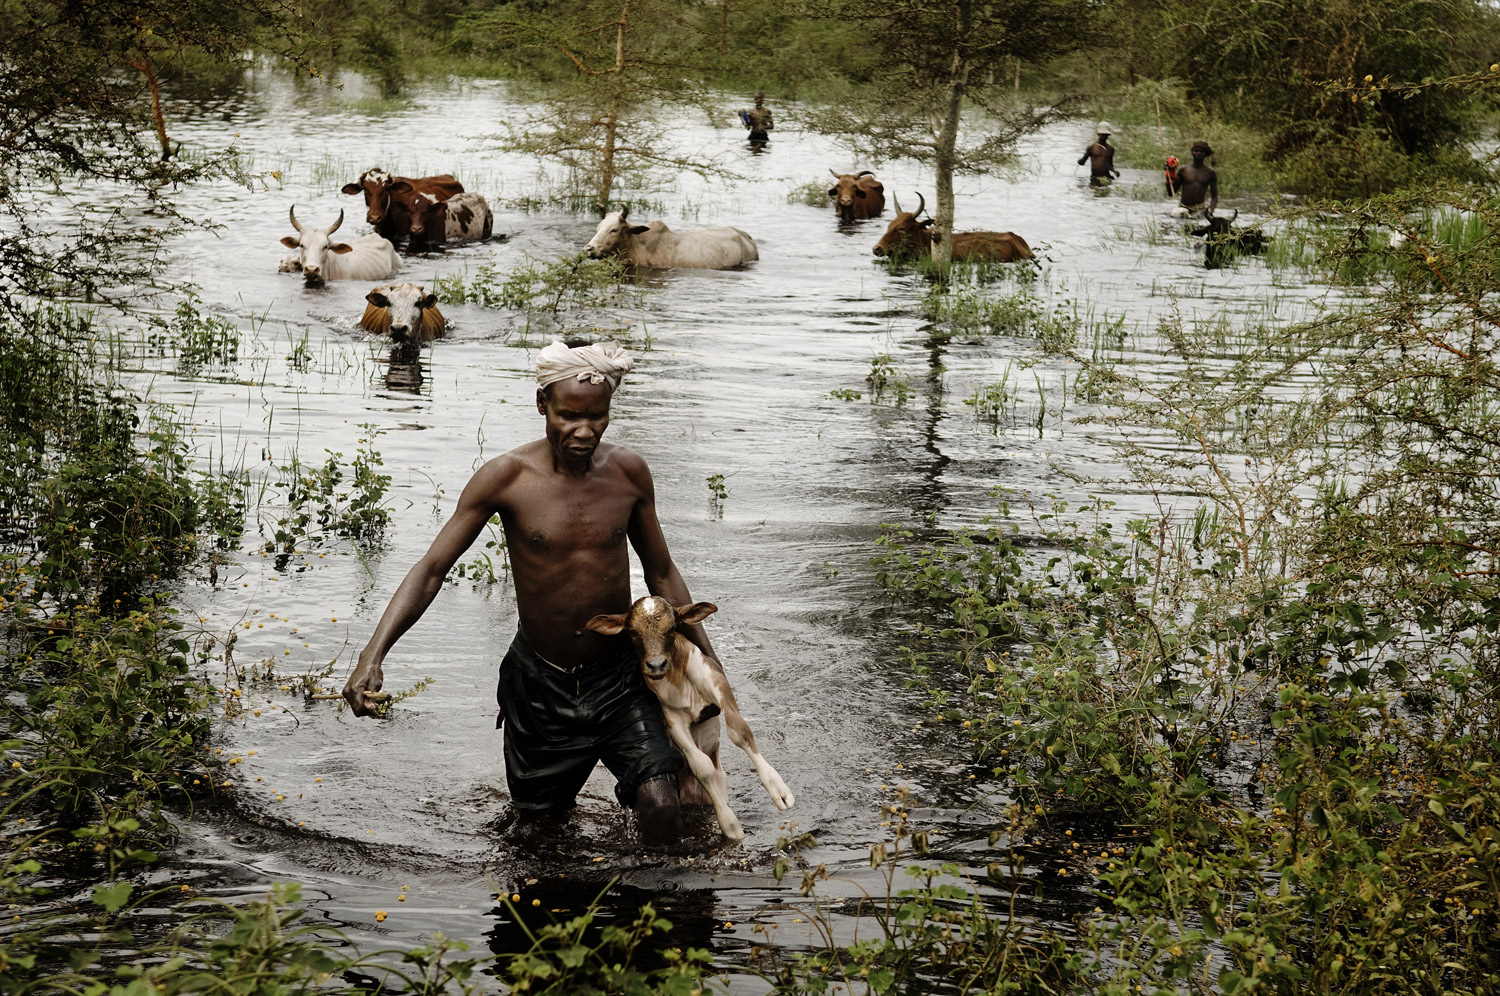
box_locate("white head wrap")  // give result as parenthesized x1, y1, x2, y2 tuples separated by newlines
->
(535, 340, 634, 391)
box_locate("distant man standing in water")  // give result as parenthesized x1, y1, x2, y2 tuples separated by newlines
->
(344, 341, 715, 843)
(1077, 122, 1120, 186)
(743, 92, 773, 148)
(1177, 141, 1218, 218)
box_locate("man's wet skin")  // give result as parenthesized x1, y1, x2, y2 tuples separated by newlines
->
(344, 371, 716, 842)
(1177, 147, 1218, 216)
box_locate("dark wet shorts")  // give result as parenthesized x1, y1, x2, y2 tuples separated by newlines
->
(496, 630, 683, 811)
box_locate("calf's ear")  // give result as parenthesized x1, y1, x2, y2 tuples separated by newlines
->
(390, 180, 412, 193)
(366, 291, 390, 307)
(341, 183, 362, 195)
(330, 243, 354, 254)
(585, 613, 627, 636)
(827, 187, 838, 197)
(420, 294, 438, 308)
(627, 224, 651, 235)
(280, 236, 300, 248)
(855, 188, 866, 198)
(674, 602, 718, 626)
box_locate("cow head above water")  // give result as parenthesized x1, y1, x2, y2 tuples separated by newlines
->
(341, 168, 405, 227)
(872, 192, 935, 258)
(584, 596, 719, 679)
(585, 204, 652, 258)
(279, 205, 352, 285)
(364, 283, 442, 343)
(828, 169, 882, 222)
(406, 193, 443, 242)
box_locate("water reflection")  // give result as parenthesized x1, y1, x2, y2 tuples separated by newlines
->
(383, 343, 427, 394)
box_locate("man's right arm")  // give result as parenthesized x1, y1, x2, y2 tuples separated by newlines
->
(342, 457, 518, 716)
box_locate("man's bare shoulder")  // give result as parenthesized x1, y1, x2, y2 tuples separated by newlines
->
(596, 442, 653, 485)
(470, 440, 548, 491)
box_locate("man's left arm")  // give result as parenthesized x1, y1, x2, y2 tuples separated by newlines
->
(1207, 171, 1219, 217)
(625, 453, 721, 667)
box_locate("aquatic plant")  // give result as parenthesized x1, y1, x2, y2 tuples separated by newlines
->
(865, 352, 911, 404)
(871, 175, 1500, 992)
(433, 253, 636, 314)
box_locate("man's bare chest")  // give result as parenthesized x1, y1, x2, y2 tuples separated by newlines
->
(505, 485, 636, 554)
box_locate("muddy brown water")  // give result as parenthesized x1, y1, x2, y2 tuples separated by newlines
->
(62, 69, 1347, 980)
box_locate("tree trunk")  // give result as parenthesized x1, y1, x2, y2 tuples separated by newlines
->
(598, 98, 620, 214)
(931, 3, 972, 270)
(133, 51, 172, 160)
(595, 4, 631, 214)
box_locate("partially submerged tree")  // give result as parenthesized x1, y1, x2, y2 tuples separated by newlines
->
(462, 0, 736, 214)
(0, 0, 307, 318)
(816, 0, 1098, 266)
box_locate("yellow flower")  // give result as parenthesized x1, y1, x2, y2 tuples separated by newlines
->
(375, 910, 387, 922)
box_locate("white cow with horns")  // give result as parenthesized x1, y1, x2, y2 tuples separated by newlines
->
(278, 206, 401, 286)
(584, 205, 758, 269)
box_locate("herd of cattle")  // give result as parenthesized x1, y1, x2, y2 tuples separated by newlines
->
(277, 166, 1036, 343)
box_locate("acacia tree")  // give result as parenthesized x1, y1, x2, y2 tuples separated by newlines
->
(464, 0, 733, 214)
(0, 0, 307, 318)
(817, 0, 1099, 267)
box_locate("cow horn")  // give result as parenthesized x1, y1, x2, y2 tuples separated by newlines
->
(830, 168, 844, 179)
(288, 205, 302, 233)
(328, 208, 344, 235)
(1230, 209, 1240, 224)
(915, 192, 926, 217)
(857, 170, 875, 178)
(619, 203, 629, 220)
(892, 193, 903, 214)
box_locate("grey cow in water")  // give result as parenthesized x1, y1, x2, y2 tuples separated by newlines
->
(585, 205, 758, 269)
(278, 206, 401, 286)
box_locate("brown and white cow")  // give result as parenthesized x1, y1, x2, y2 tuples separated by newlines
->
(586, 596, 794, 841)
(359, 283, 446, 344)
(871, 192, 1034, 263)
(340, 168, 464, 244)
(406, 192, 493, 248)
(828, 169, 885, 222)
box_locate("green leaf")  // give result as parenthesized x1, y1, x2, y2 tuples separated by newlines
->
(92, 880, 133, 913)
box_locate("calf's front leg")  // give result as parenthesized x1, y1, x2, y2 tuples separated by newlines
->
(664, 713, 744, 841)
(706, 671, 795, 811)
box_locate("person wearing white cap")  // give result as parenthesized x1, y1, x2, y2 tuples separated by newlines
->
(1078, 121, 1121, 186)
(344, 338, 715, 843)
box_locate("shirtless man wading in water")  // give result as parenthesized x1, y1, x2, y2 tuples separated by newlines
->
(343, 340, 714, 842)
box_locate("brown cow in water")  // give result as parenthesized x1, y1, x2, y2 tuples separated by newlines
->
(340, 168, 464, 244)
(827, 169, 885, 222)
(871, 192, 1034, 263)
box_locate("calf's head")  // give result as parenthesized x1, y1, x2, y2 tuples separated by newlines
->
(279, 205, 352, 286)
(586, 205, 650, 259)
(872, 192, 933, 258)
(585, 596, 718, 679)
(406, 193, 446, 243)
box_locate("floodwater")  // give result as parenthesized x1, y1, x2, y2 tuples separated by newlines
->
(89, 68, 1341, 979)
